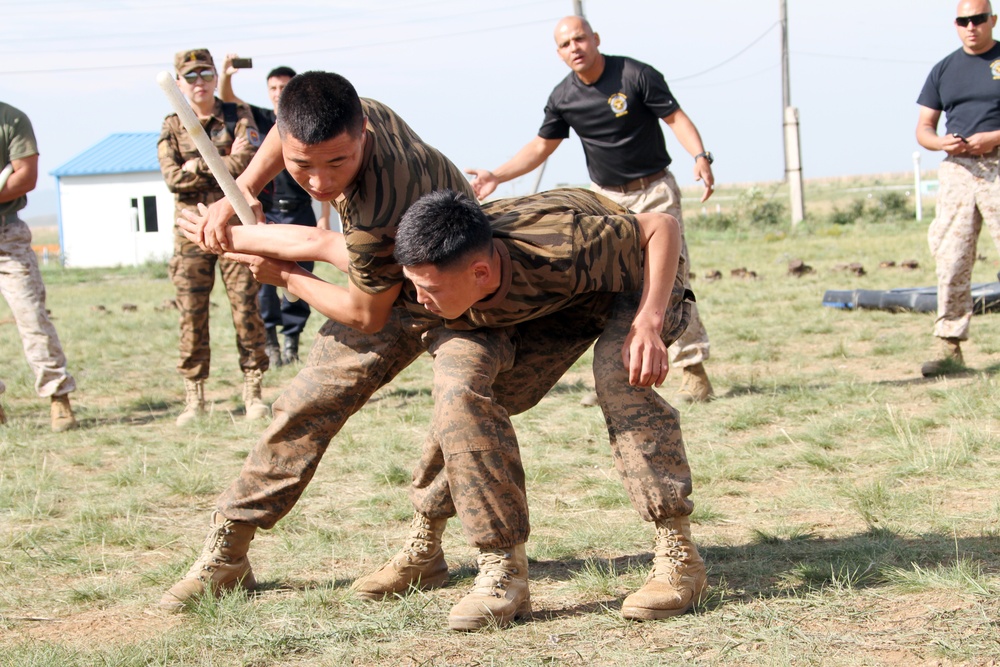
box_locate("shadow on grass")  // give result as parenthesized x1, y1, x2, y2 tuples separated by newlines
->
(525, 528, 998, 620)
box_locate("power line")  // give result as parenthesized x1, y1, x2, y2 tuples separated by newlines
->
(670, 21, 780, 82)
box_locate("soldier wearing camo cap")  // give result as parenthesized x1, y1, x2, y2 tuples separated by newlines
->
(917, 0, 1000, 376)
(158, 48, 269, 425)
(0, 101, 78, 432)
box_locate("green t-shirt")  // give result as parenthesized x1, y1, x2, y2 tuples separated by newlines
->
(0, 102, 39, 218)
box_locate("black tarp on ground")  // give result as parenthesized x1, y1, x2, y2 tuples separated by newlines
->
(822, 278, 1000, 314)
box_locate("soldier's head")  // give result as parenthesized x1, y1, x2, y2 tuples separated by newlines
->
(955, 0, 997, 54)
(266, 66, 296, 114)
(174, 48, 217, 106)
(554, 16, 604, 82)
(395, 190, 498, 320)
(275, 71, 367, 202)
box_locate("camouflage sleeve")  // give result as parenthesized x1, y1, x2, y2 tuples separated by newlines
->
(157, 115, 207, 193)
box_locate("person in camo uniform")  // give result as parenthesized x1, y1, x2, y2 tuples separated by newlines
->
(157, 48, 269, 426)
(169, 181, 706, 629)
(916, 0, 1000, 376)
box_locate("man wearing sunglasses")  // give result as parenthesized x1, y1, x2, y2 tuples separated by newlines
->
(157, 49, 269, 425)
(916, 1, 1000, 376)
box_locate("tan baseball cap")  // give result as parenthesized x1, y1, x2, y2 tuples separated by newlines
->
(174, 48, 215, 75)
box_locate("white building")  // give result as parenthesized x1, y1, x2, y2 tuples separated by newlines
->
(51, 133, 174, 268)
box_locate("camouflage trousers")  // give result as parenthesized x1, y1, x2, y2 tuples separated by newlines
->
(412, 282, 696, 531)
(928, 154, 1000, 341)
(217, 308, 536, 549)
(0, 219, 75, 398)
(168, 232, 267, 380)
(593, 169, 710, 368)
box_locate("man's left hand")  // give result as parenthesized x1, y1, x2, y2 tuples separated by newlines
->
(622, 324, 669, 387)
(694, 161, 715, 203)
(224, 252, 297, 287)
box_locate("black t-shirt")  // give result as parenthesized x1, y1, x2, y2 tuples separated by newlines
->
(918, 43, 1000, 136)
(249, 104, 310, 204)
(538, 55, 680, 187)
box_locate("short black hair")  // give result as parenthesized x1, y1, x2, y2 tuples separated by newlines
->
(276, 71, 364, 145)
(267, 66, 296, 80)
(394, 190, 493, 270)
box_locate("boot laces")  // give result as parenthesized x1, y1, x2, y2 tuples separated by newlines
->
(397, 515, 436, 562)
(471, 550, 514, 598)
(649, 526, 687, 580)
(194, 521, 236, 580)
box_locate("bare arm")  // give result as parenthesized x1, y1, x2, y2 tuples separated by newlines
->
(0, 155, 38, 203)
(316, 200, 332, 231)
(663, 109, 714, 203)
(465, 136, 562, 200)
(623, 212, 681, 388)
(218, 54, 248, 106)
(176, 210, 391, 330)
(198, 124, 285, 251)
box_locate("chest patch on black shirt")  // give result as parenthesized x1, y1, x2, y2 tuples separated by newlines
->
(608, 92, 628, 117)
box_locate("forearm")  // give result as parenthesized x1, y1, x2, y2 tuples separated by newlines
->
(664, 110, 706, 157)
(491, 136, 560, 183)
(0, 162, 37, 202)
(228, 224, 341, 264)
(916, 124, 943, 151)
(283, 270, 396, 333)
(634, 214, 681, 330)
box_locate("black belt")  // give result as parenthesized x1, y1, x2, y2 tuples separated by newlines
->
(276, 199, 307, 213)
(601, 168, 667, 194)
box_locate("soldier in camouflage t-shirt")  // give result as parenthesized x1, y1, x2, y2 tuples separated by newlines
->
(171, 184, 705, 628)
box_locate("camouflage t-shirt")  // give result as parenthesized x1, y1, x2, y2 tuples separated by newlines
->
(338, 99, 475, 294)
(401, 188, 646, 330)
(157, 98, 257, 214)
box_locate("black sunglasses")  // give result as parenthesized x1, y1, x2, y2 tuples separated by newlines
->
(956, 12, 991, 27)
(181, 69, 216, 84)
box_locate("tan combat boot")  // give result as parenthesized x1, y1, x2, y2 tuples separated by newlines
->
(352, 513, 449, 599)
(176, 379, 205, 427)
(242, 369, 270, 421)
(50, 394, 77, 432)
(921, 337, 965, 377)
(675, 362, 715, 403)
(159, 511, 257, 610)
(448, 544, 530, 631)
(621, 516, 707, 621)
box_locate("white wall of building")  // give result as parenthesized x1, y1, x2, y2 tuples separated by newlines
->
(57, 172, 175, 268)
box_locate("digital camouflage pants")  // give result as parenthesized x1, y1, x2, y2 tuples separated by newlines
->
(0, 218, 75, 398)
(217, 306, 543, 549)
(928, 153, 1000, 341)
(168, 229, 267, 381)
(592, 169, 710, 368)
(411, 282, 696, 539)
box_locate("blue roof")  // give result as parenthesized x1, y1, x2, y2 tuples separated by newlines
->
(51, 132, 160, 177)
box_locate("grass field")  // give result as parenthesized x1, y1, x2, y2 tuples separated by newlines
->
(1, 180, 999, 666)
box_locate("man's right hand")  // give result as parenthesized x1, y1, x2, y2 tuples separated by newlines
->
(465, 168, 499, 200)
(941, 133, 969, 156)
(200, 185, 263, 252)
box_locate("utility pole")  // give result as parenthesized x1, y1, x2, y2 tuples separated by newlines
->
(532, 1, 584, 194)
(781, 0, 805, 225)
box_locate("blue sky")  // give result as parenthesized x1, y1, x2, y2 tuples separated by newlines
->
(0, 0, 962, 218)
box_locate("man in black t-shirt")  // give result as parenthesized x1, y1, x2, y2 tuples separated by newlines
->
(466, 15, 717, 403)
(220, 57, 332, 366)
(916, 0, 1000, 377)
